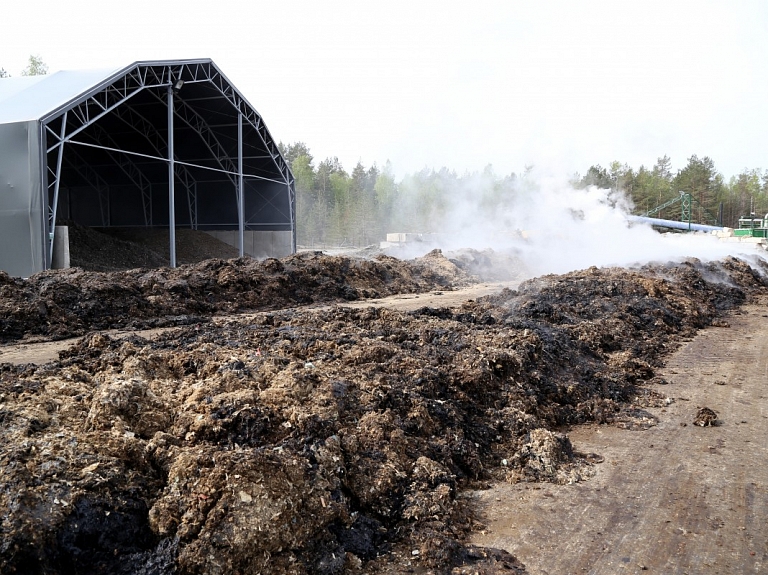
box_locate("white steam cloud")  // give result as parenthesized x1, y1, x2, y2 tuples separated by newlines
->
(385, 169, 766, 279)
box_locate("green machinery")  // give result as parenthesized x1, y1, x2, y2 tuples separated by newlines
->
(733, 215, 768, 238)
(641, 191, 768, 240)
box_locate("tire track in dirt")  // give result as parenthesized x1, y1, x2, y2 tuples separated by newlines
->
(469, 300, 768, 574)
(0, 327, 178, 366)
(0, 282, 517, 366)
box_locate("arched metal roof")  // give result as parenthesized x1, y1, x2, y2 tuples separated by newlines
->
(0, 59, 295, 277)
(0, 67, 121, 123)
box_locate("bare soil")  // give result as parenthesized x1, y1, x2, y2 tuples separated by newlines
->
(0, 253, 766, 574)
(470, 297, 768, 575)
(0, 283, 515, 374)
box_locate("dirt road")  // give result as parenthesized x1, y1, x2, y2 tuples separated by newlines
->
(332, 280, 516, 310)
(0, 327, 178, 365)
(0, 281, 515, 366)
(470, 299, 768, 574)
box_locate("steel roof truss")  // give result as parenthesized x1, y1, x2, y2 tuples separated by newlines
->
(64, 147, 111, 226)
(87, 123, 154, 227)
(31, 60, 296, 268)
(44, 68, 166, 153)
(66, 140, 287, 185)
(201, 69, 291, 186)
(108, 96, 200, 222)
(146, 89, 238, 187)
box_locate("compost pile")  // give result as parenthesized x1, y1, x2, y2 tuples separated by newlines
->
(445, 248, 529, 282)
(0, 255, 766, 574)
(66, 225, 245, 272)
(66, 224, 170, 272)
(0, 249, 474, 344)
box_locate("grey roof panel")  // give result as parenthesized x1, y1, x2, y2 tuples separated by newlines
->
(0, 76, 45, 104)
(0, 67, 120, 124)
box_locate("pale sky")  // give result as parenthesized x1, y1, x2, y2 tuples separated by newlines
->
(2, 0, 766, 179)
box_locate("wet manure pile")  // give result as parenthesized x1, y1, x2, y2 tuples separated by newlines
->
(0, 257, 766, 574)
(0, 249, 472, 344)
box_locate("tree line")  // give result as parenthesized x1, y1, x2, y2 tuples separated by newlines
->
(280, 142, 768, 247)
(579, 155, 768, 228)
(280, 142, 536, 248)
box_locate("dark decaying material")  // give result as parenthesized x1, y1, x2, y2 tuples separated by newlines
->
(693, 407, 719, 427)
(0, 254, 765, 574)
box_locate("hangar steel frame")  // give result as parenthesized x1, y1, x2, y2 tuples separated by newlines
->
(0, 59, 295, 276)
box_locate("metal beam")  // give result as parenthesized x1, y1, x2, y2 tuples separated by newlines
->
(84, 123, 154, 226)
(66, 140, 288, 184)
(238, 112, 244, 257)
(168, 84, 176, 268)
(45, 80, 169, 153)
(146, 89, 238, 187)
(47, 112, 68, 267)
(201, 66, 291, 186)
(288, 178, 296, 253)
(108, 97, 200, 225)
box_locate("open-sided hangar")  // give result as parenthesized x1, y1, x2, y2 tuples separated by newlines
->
(0, 59, 296, 278)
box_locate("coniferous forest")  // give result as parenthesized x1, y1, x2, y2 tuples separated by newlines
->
(279, 142, 768, 248)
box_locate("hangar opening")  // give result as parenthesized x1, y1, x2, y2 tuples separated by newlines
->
(0, 59, 296, 277)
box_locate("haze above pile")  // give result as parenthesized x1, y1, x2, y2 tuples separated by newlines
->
(389, 171, 767, 279)
(2, 1, 767, 180)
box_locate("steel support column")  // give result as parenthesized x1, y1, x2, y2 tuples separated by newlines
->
(48, 112, 68, 268)
(167, 85, 176, 268)
(238, 113, 244, 257)
(681, 193, 692, 231)
(289, 180, 296, 253)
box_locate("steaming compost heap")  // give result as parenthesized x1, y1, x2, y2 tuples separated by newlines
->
(0, 250, 474, 344)
(0, 251, 766, 574)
